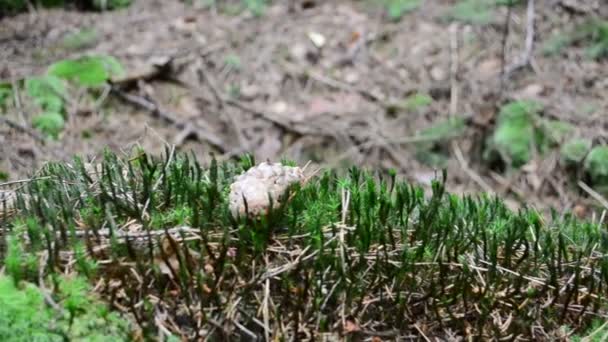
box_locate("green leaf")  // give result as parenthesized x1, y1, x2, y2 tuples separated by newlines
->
(401, 92, 433, 111)
(32, 112, 65, 139)
(48, 55, 124, 87)
(561, 138, 592, 165)
(24, 76, 66, 112)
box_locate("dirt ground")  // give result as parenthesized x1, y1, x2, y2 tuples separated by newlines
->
(1, 0, 607, 217)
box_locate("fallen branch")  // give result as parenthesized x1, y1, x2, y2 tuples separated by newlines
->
(110, 86, 225, 150)
(0, 116, 45, 143)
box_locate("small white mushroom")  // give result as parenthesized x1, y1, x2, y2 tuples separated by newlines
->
(229, 162, 304, 218)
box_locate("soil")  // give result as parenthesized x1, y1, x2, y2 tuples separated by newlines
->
(0, 0, 607, 217)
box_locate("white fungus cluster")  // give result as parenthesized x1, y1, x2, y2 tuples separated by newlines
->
(229, 162, 304, 218)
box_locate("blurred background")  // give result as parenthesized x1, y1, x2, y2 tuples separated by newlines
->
(1, 0, 607, 217)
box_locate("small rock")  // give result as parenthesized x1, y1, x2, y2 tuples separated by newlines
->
(430, 65, 447, 81)
(344, 71, 359, 84)
(515, 83, 544, 100)
(271, 101, 288, 114)
(290, 43, 308, 62)
(307, 31, 326, 49)
(239, 83, 260, 101)
(477, 58, 502, 80)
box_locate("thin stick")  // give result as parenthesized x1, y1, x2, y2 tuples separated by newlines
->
(499, 2, 513, 93)
(263, 277, 271, 342)
(578, 181, 608, 210)
(111, 86, 225, 149)
(503, 0, 536, 78)
(413, 324, 431, 342)
(449, 23, 459, 117)
(452, 142, 495, 195)
(0, 116, 45, 143)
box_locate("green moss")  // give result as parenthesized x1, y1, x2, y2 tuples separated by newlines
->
(3, 150, 608, 339)
(0, 274, 130, 341)
(584, 145, 608, 186)
(487, 100, 544, 167)
(32, 112, 65, 139)
(560, 138, 592, 165)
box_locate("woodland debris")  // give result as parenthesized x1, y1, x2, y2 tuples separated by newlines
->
(229, 162, 304, 218)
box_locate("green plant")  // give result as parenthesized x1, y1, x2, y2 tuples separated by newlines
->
(25, 76, 66, 113)
(0, 83, 12, 109)
(401, 92, 433, 111)
(543, 19, 608, 59)
(242, 0, 265, 16)
(571, 319, 608, 342)
(0, 0, 133, 15)
(560, 138, 592, 165)
(32, 112, 65, 139)
(384, 0, 421, 21)
(13, 56, 124, 138)
(0, 275, 62, 341)
(447, 0, 519, 24)
(48, 55, 124, 87)
(0, 274, 131, 341)
(542, 119, 574, 144)
(0, 0, 28, 13)
(91, 0, 132, 10)
(4, 150, 608, 339)
(448, 0, 494, 24)
(415, 116, 466, 167)
(224, 54, 242, 70)
(584, 145, 608, 187)
(487, 100, 543, 167)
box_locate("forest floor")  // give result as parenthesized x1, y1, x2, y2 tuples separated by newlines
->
(1, 0, 607, 217)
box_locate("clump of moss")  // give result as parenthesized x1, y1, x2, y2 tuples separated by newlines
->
(2, 150, 608, 340)
(0, 274, 130, 341)
(584, 145, 608, 190)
